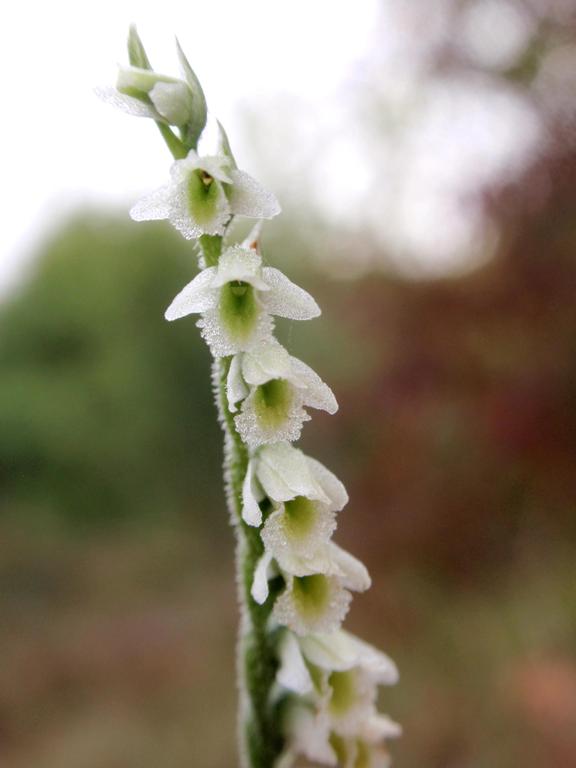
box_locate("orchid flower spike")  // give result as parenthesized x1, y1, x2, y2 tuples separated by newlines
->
(103, 27, 400, 768)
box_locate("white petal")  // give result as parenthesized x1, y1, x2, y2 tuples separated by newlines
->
(95, 86, 160, 119)
(256, 443, 329, 503)
(149, 81, 191, 126)
(327, 543, 371, 592)
(228, 169, 281, 220)
(277, 631, 313, 695)
(362, 714, 402, 741)
(289, 357, 338, 414)
(241, 341, 291, 386)
(305, 457, 348, 511)
(227, 354, 249, 411)
(164, 268, 218, 321)
(261, 268, 321, 321)
(251, 550, 274, 604)
(242, 461, 262, 527)
(130, 185, 172, 222)
(213, 246, 269, 290)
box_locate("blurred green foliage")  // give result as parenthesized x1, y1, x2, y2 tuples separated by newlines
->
(0, 214, 222, 529)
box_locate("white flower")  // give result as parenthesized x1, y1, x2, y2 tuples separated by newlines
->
(278, 628, 398, 699)
(278, 705, 400, 768)
(228, 341, 337, 447)
(165, 248, 319, 357)
(97, 65, 194, 126)
(130, 150, 280, 238)
(251, 542, 370, 627)
(269, 544, 370, 635)
(276, 631, 400, 767)
(241, 441, 347, 529)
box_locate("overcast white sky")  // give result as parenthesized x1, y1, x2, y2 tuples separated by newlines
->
(0, 0, 543, 295)
(0, 0, 380, 296)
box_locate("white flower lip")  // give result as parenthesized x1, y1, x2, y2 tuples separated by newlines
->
(272, 572, 353, 636)
(130, 150, 280, 240)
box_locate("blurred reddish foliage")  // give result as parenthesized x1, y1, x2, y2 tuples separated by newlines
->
(329, 141, 576, 580)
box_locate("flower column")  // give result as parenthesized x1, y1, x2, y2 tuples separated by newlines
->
(101, 27, 400, 768)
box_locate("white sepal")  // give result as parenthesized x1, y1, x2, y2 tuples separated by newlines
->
(228, 169, 281, 220)
(164, 267, 218, 320)
(289, 357, 338, 414)
(306, 456, 348, 511)
(227, 354, 249, 412)
(277, 631, 313, 695)
(326, 543, 371, 592)
(362, 714, 402, 741)
(130, 185, 172, 222)
(251, 550, 275, 604)
(242, 461, 263, 527)
(261, 267, 321, 321)
(95, 86, 159, 119)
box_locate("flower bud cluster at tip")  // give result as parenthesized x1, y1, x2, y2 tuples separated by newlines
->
(106, 28, 399, 768)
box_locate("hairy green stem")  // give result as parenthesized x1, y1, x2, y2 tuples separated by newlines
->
(203, 242, 284, 768)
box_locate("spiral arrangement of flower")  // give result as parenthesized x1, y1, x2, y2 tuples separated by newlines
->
(100, 26, 400, 768)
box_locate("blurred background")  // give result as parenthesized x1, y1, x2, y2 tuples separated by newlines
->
(2, 0, 576, 766)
